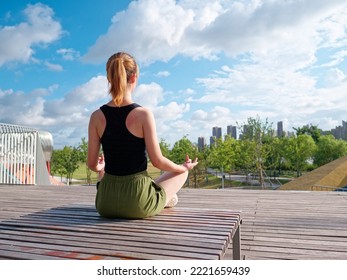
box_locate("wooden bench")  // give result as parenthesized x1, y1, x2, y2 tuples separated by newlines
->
(0, 205, 241, 260)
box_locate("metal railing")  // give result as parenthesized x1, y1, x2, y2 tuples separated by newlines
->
(0, 123, 51, 185)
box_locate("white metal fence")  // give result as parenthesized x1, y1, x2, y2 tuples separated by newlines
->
(0, 123, 51, 185)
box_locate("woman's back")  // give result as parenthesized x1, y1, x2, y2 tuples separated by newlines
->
(100, 103, 147, 175)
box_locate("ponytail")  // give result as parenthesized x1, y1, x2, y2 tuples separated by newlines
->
(106, 52, 138, 106)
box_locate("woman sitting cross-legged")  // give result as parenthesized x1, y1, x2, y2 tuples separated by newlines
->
(87, 51, 198, 219)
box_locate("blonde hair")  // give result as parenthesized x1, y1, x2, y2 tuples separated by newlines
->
(106, 52, 138, 106)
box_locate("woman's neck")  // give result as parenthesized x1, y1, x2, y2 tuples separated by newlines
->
(108, 90, 133, 107)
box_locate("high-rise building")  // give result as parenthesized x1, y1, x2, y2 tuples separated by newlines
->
(277, 121, 284, 137)
(212, 126, 222, 139)
(227, 125, 237, 139)
(331, 120, 347, 140)
(197, 137, 206, 150)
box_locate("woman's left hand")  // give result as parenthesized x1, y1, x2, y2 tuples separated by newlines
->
(182, 154, 198, 170)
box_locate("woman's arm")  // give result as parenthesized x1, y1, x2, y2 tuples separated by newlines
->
(87, 110, 105, 173)
(141, 108, 196, 173)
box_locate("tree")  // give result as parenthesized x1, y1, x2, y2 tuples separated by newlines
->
(210, 137, 237, 172)
(293, 124, 321, 143)
(63, 146, 83, 185)
(198, 144, 211, 184)
(265, 137, 289, 178)
(51, 149, 66, 181)
(284, 134, 316, 177)
(314, 135, 347, 166)
(79, 137, 92, 185)
(51, 146, 82, 185)
(159, 138, 171, 159)
(170, 136, 196, 163)
(238, 116, 274, 188)
(170, 136, 198, 187)
(210, 136, 238, 188)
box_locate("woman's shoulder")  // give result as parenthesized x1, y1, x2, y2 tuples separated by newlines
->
(90, 108, 106, 123)
(133, 104, 152, 117)
(90, 108, 103, 117)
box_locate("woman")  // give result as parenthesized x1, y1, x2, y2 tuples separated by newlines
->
(87, 52, 198, 219)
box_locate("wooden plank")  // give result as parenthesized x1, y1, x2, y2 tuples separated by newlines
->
(0, 233, 223, 260)
(0, 244, 104, 260)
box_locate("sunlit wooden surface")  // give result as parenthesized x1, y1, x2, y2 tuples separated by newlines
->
(0, 185, 346, 259)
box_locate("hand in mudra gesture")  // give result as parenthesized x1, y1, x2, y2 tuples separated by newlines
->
(183, 154, 198, 170)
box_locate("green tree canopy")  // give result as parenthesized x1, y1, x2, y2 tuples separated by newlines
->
(284, 134, 316, 177)
(293, 124, 321, 143)
(314, 135, 347, 166)
(78, 137, 92, 184)
(170, 136, 196, 164)
(210, 136, 237, 173)
(51, 146, 82, 185)
(238, 116, 274, 187)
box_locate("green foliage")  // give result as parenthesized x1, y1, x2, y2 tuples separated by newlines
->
(51, 149, 66, 179)
(51, 140, 85, 185)
(313, 135, 347, 166)
(169, 136, 200, 187)
(238, 116, 274, 187)
(210, 136, 237, 173)
(78, 137, 92, 185)
(51, 125, 347, 189)
(293, 124, 321, 143)
(159, 138, 171, 158)
(284, 134, 316, 177)
(169, 136, 197, 163)
(266, 137, 288, 177)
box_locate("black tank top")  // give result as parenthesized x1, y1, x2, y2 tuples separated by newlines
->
(100, 103, 147, 176)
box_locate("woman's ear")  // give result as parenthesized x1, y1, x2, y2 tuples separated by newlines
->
(129, 73, 137, 84)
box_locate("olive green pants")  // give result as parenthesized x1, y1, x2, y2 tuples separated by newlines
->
(95, 171, 166, 219)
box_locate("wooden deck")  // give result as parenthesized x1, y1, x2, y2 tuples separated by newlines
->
(0, 184, 347, 260)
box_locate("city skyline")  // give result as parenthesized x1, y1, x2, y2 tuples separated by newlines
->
(197, 120, 347, 148)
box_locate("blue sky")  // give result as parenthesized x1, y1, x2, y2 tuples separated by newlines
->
(1, 0, 347, 148)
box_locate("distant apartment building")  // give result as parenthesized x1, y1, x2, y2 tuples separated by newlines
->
(331, 120, 347, 140)
(227, 125, 237, 139)
(277, 121, 284, 137)
(197, 137, 206, 150)
(212, 126, 222, 139)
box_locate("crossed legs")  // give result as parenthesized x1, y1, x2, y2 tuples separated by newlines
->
(154, 170, 188, 206)
(97, 168, 188, 208)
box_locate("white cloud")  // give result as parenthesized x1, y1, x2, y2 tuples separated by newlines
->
(154, 101, 190, 121)
(83, 0, 194, 64)
(66, 75, 108, 104)
(0, 75, 109, 148)
(0, 3, 62, 67)
(132, 82, 165, 108)
(82, 0, 347, 138)
(180, 88, 195, 96)
(44, 61, 63, 72)
(153, 102, 191, 143)
(83, 0, 347, 65)
(57, 48, 80, 61)
(324, 68, 346, 86)
(155, 71, 170, 77)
